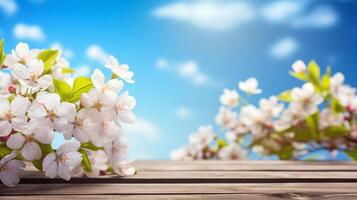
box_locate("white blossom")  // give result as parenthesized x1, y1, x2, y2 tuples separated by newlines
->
(0, 152, 25, 187)
(7, 120, 54, 161)
(215, 106, 237, 129)
(274, 104, 306, 131)
(89, 110, 122, 147)
(240, 105, 271, 137)
(220, 89, 239, 107)
(330, 73, 356, 106)
(105, 55, 134, 83)
(218, 143, 246, 160)
(91, 68, 123, 94)
(238, 77, 262, 94)
(319, 108, 344, 130)
(259, 96, 284, 118)
(104, 135, 129, 172)
(170, 146, 192, 160)
(80, 88, 116, 116)
(3, 42, 39, 67)
(114, 91, 136, 124)
(64, 109, 100, 142)
(0, 96, 30, 137)
(12, 58, 53, 89)
(42, 141, 82, 180)
(0, 71, 11, 89)
(291, 83, 323, 115)
(291, 60, 306, 73)
(86, 150, 108, 176)
(28, 93, 76, 136)
(189, 125, 215, 149)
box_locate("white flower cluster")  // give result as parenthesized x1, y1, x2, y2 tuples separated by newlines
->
(0, 41, 136, 187)
(172, 60, 357, 161)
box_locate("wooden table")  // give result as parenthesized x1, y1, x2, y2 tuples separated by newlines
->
(1, 160, 357, 199)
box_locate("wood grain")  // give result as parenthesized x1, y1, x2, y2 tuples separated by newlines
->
(3, 161, 357, 199)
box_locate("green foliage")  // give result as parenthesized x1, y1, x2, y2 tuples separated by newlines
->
(53, 76, 93, 103)
(32, 143, 54, 171)
(53, 78, 73, 101)
(278, 90, 292, 102)
(345, 150, 357, 160)
(323, 125, 349, 138)
(37, 49, 59, 73)
(216, 139, 228, 149)
(70, 77, 93, 103)
(0, 144, 12, 158)
(62, 67, 75, 74)
(320, 67, 331, 91)
(307, 60, 321, 87)
(290, 71, 308, 81)
(277, 145, 293, 160)
(79, 148, 92, 172)
(331, 98, 345, 114)
(81, 141, 103, 151)
(306, 113, 320, 140)
(0, 39, 5, 66)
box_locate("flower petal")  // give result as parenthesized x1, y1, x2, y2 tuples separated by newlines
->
(6, 133, 25, 150)
(11, 96, 30, 116)
(57, 141, 80, 155)
(0, 120, 12, 137)
(21, 142, 41, 161)
(38, 75, 53, 89)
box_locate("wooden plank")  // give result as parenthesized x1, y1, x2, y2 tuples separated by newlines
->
(134, 160, 357, 171)
(18, 170, 357, 184)
(1, 183, 357, 195)
(1, 194, 357, 200)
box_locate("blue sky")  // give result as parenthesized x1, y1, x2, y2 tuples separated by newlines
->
(0, 0, 357, 159)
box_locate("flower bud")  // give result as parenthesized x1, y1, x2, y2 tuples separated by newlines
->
(7, 84, 17, 94)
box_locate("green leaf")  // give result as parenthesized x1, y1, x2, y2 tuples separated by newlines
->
(345, 150, 357, 160)
(289, 71, 308, 81)
(277, 145, 293, 160)
(53, 78, 73, 101)
(37, 49, 59, 73)
(81, 141, 103, 151)
(320, 67, 331, 91)
(79, 148, 92, 172)
(323, 125, 349, 138)
(306, 113, 319, 133)
(0, 145, 12, 158)
(331, 98, 345, 114)
(216, 139, 228, 149)
(32, 143, 54, 171)
(278, 90, 292, 102)
(0, 39, 5, 66)
(307, 60, 321, 86)
(62, 67, 75, 74)
(69, 76, 93, 103)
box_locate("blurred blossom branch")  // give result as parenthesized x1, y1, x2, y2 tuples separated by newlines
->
(171, 60, 357, 161)
(0, 40, 136, 187)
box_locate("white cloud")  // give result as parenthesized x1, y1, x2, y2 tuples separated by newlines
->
(261, 1, 338, 29)
(51, 42, 73, 59)
(124, 118, 159, 141)
(86, 45, 108, 63)
(292, 6, 338, 29)
(175, 106, 192, 120)
(270, 37, 298, 59)
(13, 23, 45, 41)
(0, 0, 17, 16)
(155, 58, 211, 86)
(262, 1, 305, 23)
(156, 58, 170, 70)
(153, 0, 255, 31)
